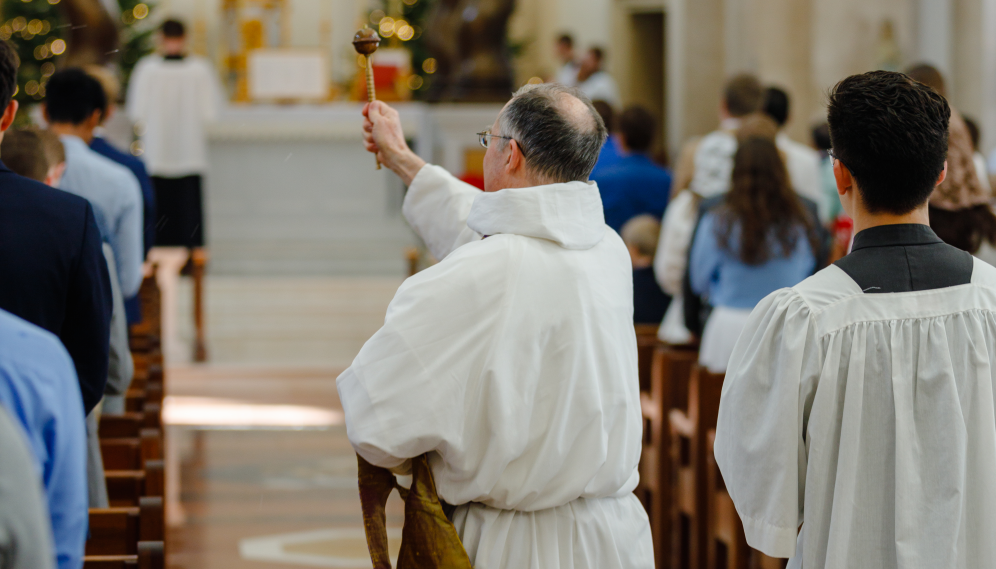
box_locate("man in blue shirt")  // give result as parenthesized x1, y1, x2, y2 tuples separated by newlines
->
(590, 105, 672, 233)
(590, 100, 623, 178)
(0, 309, 88, 569)
(45, 69, 144, 304)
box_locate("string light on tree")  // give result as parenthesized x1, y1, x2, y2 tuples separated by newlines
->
(0, 0, 154, 112)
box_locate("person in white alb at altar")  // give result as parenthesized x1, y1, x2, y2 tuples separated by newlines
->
(716, 70, 996, 569)
(338, 83, 653, 569)
(127, 19, 219, 249)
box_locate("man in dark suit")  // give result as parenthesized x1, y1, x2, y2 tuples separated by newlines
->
(0, 40, 111, 414)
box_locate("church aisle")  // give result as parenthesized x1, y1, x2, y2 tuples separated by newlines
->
(163, 277, 406, 567)
(165, 368, 405, 569)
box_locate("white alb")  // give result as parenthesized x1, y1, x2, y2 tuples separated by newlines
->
(337, 165, 653, 569)
(126, 55, 220, 177)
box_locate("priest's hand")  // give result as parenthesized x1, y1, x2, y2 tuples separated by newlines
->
(363, 101, 426, 186)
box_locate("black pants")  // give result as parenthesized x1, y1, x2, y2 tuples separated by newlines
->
(152, 175, 204, 247)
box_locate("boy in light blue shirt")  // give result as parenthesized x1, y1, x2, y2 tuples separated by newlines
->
(0, 309, 87, 569)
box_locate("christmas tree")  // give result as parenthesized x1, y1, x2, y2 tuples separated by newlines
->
(117, 0, 155, 95)
(0, 0, 155, 108)
(0, 0, 66, 105)
(367, 0, 435, 99)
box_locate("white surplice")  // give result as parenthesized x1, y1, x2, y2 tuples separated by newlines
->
(715, 260, 996, 568)
(336, 165, 653, 569)
(126, 55, 220, 177)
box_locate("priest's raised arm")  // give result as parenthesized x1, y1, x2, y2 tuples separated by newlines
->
(362, 102, 482, 260)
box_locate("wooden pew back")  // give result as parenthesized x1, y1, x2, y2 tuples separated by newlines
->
(637, 344, 698, 568)
(668, 366, 725, 569)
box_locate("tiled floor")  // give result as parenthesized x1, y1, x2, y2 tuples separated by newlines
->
(164, 277, 406, 568)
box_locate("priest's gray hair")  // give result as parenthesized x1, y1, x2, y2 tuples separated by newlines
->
(496, 83, 608, 183)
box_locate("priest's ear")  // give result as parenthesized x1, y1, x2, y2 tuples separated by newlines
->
(0, 99, 18, 133)
(505, 138, 526, 174)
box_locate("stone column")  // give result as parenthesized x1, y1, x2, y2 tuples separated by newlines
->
(952, 0, 996, 153)
(753, 0, 815, 143)
(666, 0, 725, 152)
(916, 0, 954, 78)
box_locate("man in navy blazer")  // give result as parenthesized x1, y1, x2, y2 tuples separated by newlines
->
(0, 41, 111, 414)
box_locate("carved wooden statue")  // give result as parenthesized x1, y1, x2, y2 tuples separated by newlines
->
(424, 0, 515, 102)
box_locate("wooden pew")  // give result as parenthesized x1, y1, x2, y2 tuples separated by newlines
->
(95, 261, 166, 568)
(99, 413, 144, 439)
(706, 429, 788, 569)
(669, 366, 725, 569)
(87, 507, 139, 555)
(706, 430, 749, 568)
(637, 344, 698, 569)
(634, 324, 659, 392)
(106, 460, 165, 507)
(84, 541, 164, 569)
(101, 430, 163, 470)
(87, 497, 163, 550)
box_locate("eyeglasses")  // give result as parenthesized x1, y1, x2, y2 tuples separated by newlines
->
(477, 128, 527, 157)
(827, 147, 840, 163)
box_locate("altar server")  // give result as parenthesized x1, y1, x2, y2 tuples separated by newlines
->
(127, 19, 219, 250)
(715, 71, 996, 568)
(340, 84, 653, 569)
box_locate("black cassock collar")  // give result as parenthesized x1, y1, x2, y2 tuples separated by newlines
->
(835, 223, 973, 293)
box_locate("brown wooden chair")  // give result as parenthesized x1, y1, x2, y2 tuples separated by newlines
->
(636, 343, 698, 569)
(669, 366, 725, 569)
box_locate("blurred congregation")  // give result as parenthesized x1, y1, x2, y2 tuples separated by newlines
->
(1, 0, 996, 568)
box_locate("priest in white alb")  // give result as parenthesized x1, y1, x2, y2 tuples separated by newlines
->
(715, 70, 996, 568)
(336, 84, 654, 568)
